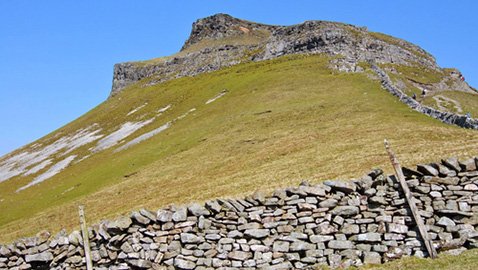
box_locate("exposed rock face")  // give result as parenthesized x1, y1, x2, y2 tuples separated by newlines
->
(110, 13, 442, 97)
(371, 64, 478, 130)
(2, 156, 478, 269)
(181, 13, 275, 51)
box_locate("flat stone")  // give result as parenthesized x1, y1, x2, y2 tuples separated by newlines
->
(301, 186, 326, 196)
(131, 211, 151, 225)
(25, 251, 53, 263)
(121, 242, 134, 253)
(437, 164, 456, 176)
(324, 180, 356, 193)
(387, 223, 408, 234)
(415, 185, 430, 194)
(417, 164, 439, 176)
(106, 216, 132, 233)
(298, 216, 314, 224)
(68, 231, 82, 246)
(174, 258, 196, 269)
(228, 251, 252, 261)
(188, 203, 210, 216)
(0, 246, 10, 257)
(465, 184, 478, 191)
(156, 210, 173, 223)
(330, 206, 359, 217)
(318, 199, 338, 208)
(369, 196, 387, 205)
(290, 241, 316, 251)
(244, 229, 270, 239)
(140, 209, 157, 221)
(438, 209, 473, 217)
(273, 241, 290, 253)
(340, 224, 360, 235)
(328, 240, 354, 250)
(180, 233, 201, 244)
(442, 157, 461, 172)
(172, 207, 188, 222)
(460, 158, 477, 171)
(310, 235, 334, 243)
(128, 259, 152, 269)
(363, 251, 381, 264)
(357, 232, 381, 242)
(437, 216, 456, 227)
(205, 200, 222, 213)
(424, 177, 459, 185)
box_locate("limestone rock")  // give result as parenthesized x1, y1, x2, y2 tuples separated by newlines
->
(25, 251, 53, 263)
(328, 240, 354, 250)
(330, 206, 359, 217)
(324, 180, 357, 193)
(244, 229, 270, 239)
(188, 203, 210, 216)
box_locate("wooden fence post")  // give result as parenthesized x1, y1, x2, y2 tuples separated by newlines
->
(79, 205, 93, 269)
(384, 139, 437, 259)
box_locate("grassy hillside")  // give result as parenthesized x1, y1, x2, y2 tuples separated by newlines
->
(1, 54, 478, 243)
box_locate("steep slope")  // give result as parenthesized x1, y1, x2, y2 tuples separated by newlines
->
(1, 14, 478, 242)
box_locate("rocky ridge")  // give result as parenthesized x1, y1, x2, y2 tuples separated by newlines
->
(2, 156, 478, 269)
(371, 64, 478, 129)
(110, 13, 444, 97)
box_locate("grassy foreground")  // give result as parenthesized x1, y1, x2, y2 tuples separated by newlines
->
(1, 54, 478, 244)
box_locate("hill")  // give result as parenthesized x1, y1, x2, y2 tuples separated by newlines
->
(1, 14, 478, 243)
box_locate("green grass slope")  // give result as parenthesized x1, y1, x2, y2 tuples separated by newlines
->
(1, 54, 478, 243)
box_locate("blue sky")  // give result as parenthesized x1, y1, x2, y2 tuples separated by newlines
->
(0, 1, 477, 156)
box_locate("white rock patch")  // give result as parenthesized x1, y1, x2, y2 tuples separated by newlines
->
(92, 119, 154, 152)
(176, 108, 196, 120)
(157, 104, 172, 114)
(116, 122, 172, 152)
(205, 90, 227, 104)
(0, 126, 102, 183)
(127, 103, 148, 116)
(23, 159, 52, 176)
(17, 155, 77, 192)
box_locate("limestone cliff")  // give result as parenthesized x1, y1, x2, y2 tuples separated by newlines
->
(109, 14, 471, 97)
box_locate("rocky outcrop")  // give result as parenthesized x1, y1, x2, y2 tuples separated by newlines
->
(2, 157, 478, 269)
(110, 14, 440, 97)
(372, 64, 478, 130)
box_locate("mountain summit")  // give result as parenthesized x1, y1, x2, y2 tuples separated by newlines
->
(111, 13, 456, 96)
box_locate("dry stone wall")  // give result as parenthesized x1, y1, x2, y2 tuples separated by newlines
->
(2, 157, 478, 269)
